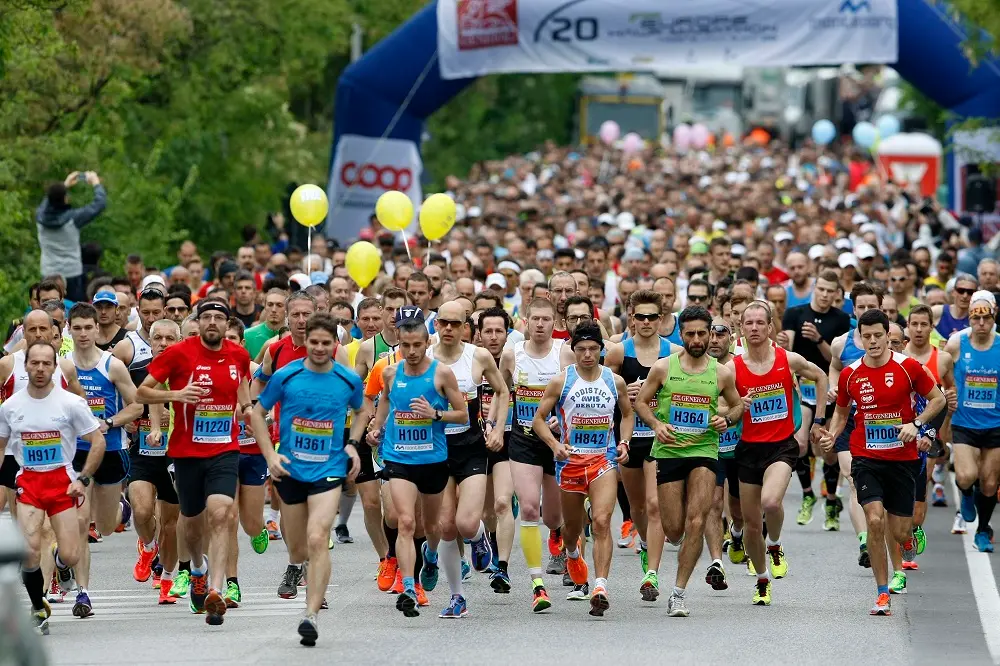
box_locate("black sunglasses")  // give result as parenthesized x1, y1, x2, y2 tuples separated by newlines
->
(711, 324, 731, 335)
(436, 318, 465, 328)
(633, 313, 660, 322)
(955, 288, 976, 296)
(688, 294, 710, 303)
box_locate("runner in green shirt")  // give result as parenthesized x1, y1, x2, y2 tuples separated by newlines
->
(244, 288, 287, 360)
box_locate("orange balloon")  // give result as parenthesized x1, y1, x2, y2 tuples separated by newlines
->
(749, 129, 770, 145)
(724, 132, 738, 147)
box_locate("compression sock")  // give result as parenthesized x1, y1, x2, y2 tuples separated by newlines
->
(413, 537, 425, 579)
(823, 461, 841, 498)
(617, 481, 631, 522)
(441, 539, 464, 596)
(384, 521, 398, 559)
(520, 521, 543, 577)
(795, 455, 813, 493)
(976, 489, 998, 533)
(22, 566, 45, 610)
(336, 491, 357, 528)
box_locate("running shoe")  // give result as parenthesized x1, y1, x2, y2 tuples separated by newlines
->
(728, 532, 746, 564)
(618, 520, 635, 548)
(975, 530, 995, 553)
(752, 578, 771, 606)
(335, 524, 353, 544)
(204, 589, 226, 625)
(545, 551, 567, 575)
(298, 613, 319, 647)
(902, 559, 919, 571)
(470, 532, 494, 572)
(589, 585, 609, 617)
(562, 571, 574, 587)
(706, 560, 728, 591)
(134, 538, 158, 582)
(667, 593, 689, 617)
(420, 542, 439, 591)
(889, 571, 907, 594)
(170, 570, 191, 598)
(796, 495, 817, 526)
(547, 532, 564, 557)
(823, 498, 841, 531)
(931, 463, 944, 484)
(902, 537, 917, 562)
(72, 591, 93, 618)
(952, 513, 968, 534)
(189, 573, 208, 613)
(767, 545, 788, 578)
(747, 558, 757, 576)
(118, 495, 132, 532)
(960, 492, 977, 523)
(532, 580, 551, 613)
(859, 544, 871, 569)
(931, 484, 947, 507)
(415, 584, 429, 607)
(566, 554, 589, 586)
(914, 526, 927, 555)
(52, 545, 76, 592)
(88, 522, 102, 543)
(396, 589, 419, 617)
(266, 519, 282, 541)
(158, 580, 176, 605)
(639, 547, 649, 574)
(224, 581, 241, 608)
(640, 570, 659, 602)
(870, 592, 891, 616)
(567, 583, 590, 600)
(377, 557, 398, 592)
(489, 568, 511, 593)
(33, 607, 50, 635)
(511, 493, 519, 519)
(151, 563, 162, 589)
(461, 558, 472, 581)
(439, 594, 468, 619)
(278, 565, 303, 599)
(389, 570, 404, 594)
(251, 528, 269, 554)
(47, 572, 65, 604)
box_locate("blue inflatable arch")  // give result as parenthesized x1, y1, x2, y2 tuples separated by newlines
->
(331, 1, 1000, 238)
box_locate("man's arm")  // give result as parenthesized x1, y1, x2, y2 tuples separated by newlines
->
(559, 343, 575, 370)
(354, 337, 375, 381)
(614, 374, 634, 444)
(603, 341, 624, 374)
(788, 351, 829, 421)
(531, 374, 565, 452)
(58, 360, 86, 398)
(435, 366, 475, 425)
(250, 348, 274, 400)
(828, 334, 846, 401)
(111, 336, 135, 367)
(717, 364, 745, 425)
(73, 177, 108, 229)
(109, 358, 143, 424)
(635, 358, 668, 431)
(477, 348, 509, 428)
(78, 428, 107, 477)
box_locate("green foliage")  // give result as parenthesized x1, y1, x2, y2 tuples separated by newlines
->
(898, 81, 950, 139)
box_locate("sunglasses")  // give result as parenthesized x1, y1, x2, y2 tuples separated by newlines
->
(688, 294, 710, 303)
(711, 324, 731, 335)
(633, 313, 660, 322)
(165, 305, 189, 314)
(955, 287, 976, 296)
(890, 276, 908, 282)
(436, 318, 465, 329)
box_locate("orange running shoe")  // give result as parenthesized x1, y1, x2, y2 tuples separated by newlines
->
(618, 520, 635, 549)
(547, 532, 564, 557)
(204, 588, 227, 624)
(266, 519, 282, 541)
(158, 580, 176, 605)
(377, 557, 398, 592)
(566, 554, 589, 586)
(88, 523, 102, 543)
(389, 569, 404, 594)
(152, 569, 161, 589)
(901, 560, 919, 571)
(415, 584, 429, 607)
(133, 539, 159, 582)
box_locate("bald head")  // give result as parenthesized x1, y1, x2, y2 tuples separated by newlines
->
(23, 309, 55, 345)
(438, 301, 465, 321)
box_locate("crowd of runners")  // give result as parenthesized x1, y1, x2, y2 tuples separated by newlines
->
(5, 139, 999, 646)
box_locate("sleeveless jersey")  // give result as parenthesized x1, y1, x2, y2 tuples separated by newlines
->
(429, 343, 481, 445)
(952, 332, 1000, 430)
(620, 336, 672, 443)
(128, 357, 169, 459)
(125, 330, 152, 370)
(383, 360, 448, 465)
(652, 354, 720, 460)
(76, 351, 124, 451)
(557, 365, 618, 466)
(97, 326, 128, 352)
(511, 340, 563, 441)
(936, 306, 969, 340)
(661, 316, 682, 346)
(481, 355, 512, 433)
(840, 328, 865, 367)
(2, 350, 65, 400)
(374, 332, 396, 361)
(734, 346, 797, 443)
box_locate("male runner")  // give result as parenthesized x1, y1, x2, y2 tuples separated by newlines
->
(113, 287, 165, 370)
(245, 288, 287, 360)
(368, 307, 469, 617)
(733, 301, 828, 606)
(253, 312, 365, 645)
(533, 322, 631, 617)
(3, 342, 105, 635)
(420, 301, 507, 619)
(636, 306, 743, 616)
(137, 298, 252, 626)
(93, 290, 128, 351)
(933, 273, 976, 339)
(944, 290, 1000, 552)
(819, 308, 945, 615)
(499, 298, 565, 611)
(354, 287, 406, 381)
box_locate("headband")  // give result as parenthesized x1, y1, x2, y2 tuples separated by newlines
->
(197, 300, 231, 318)
(571, 328, 605, 350)
(497, 260, 521, 274)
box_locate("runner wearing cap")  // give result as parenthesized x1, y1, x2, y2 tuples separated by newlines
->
(92, 290, 127, 351)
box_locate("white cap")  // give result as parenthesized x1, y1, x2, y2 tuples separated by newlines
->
(838, 253, 860, 269)
(775, 230, 795, 243)
(852, 213, 870, 225)
(712, 220, 728, 232)
(855, 243, 878, 260)
(699, 175, 713, 188)
(859, 222, 877, 235)
(597, 212, 615, 226)
(141, 275, 166, 292)
(971, 290, 997, 310)
(731, 243, 747, 257)
(289, 273, 312, 289)
(467, 206, 482, 218)
(485, 273, 507, 290)
(834, 238, 852, 251)
(616, 212, 636, 231)
(779, 211, 797, 224)
(808, 244, 826, 261)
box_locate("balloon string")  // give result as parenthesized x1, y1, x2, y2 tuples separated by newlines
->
(306, 228, 312, 275)
(400, 229, 412, 262)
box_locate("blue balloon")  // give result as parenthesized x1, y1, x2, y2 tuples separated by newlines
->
(811, 119, 837, 145)
(877, 115, 901, 139)
(852, 121, 878, 148)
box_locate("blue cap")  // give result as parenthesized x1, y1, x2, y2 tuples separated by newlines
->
(395, 306, 424, 326)
(92, 290, 118, 306)
(310, 271, 329, 286)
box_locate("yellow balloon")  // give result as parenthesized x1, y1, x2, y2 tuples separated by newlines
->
(375, 190, 414, 232)
(345, 241, 381, 288)
(419, 193, 457, 241)
(289, 184, 329, 228)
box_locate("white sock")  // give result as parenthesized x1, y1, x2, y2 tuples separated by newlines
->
(161, 569, 174, 582)
(142, 539, 157, 552)
(595, 577, 608, 590)
(336, 492, 357, 528)
(672, 586, 685, 598)
(730, 525, 743, 538)
(440, 539, 463, 597)
(472, 520, 485, 542)
(566, 546, 580, 559)
(639, 539, 648, 550)
(766, 536, 779, 548)
(267, 508, 279, 523)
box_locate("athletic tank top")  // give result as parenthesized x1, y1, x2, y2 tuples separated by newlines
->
(661, 315, 682, 346)
(936, 306, 969, 340)
(374, 332, 396, 361)
(2, 350, 65, 400)
(557, 365, 618, 465)
(840, 328, 865, 367)
(652, 354, 719, 459)
(76, 351, 124, 451)
(952, 332, 1000, 430)
(383, 360, 448, 465)
(733, 346, 797, 443)
(913, 347, 943, 421)
(128, 358, 170, 458)
(97, 326, 128, 352)
(481, 355, 513, 433)
(512, 340, 563, 441)
(125, 330, 153, 370)
(621, 336, 672, 442)
(429, 343, 481, 444)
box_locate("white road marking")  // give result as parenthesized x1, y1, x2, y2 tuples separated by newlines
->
(954, 481, 1000, 664)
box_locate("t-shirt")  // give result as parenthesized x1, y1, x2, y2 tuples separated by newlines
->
(785, 284, 814, 310)
(258, 359, 363, 482)
(233, 305, 262, 330)
(837, 352, 935, 462)
(783, 303, 851, 375)
(365, 350, 402, 399)
(245, 322, 282, 361)
(0, 387, 98, 473)
(763, 266, 790, 286)
(146, 336, 251, 459)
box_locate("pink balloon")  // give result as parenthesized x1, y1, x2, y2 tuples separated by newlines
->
(622, 132, 643, 155)
(599, 120, 621, 146)
(673, 124, 692, 151)
(690, 123, 710, 149)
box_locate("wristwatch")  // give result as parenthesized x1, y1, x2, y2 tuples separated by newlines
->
(813, 417, 827, 426)
(913, 418, 924, 429)
(103, 417, 114, 429)
(484, 419, 497, 430)
(347, 438, 360, 448)
(618, 439, 630, 449)
(725, 415, 734, 428)
(78, 475, 92, 487)
(433, 410, 443, 422)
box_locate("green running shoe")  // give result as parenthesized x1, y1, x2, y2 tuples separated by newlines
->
(224, 581, 241, 608)
(914, 526, 927, 555)
(796, 494, 817, 525)
(170, 569, 191, 598)
(889, 571, 907, 595)
(251, 528, 269, 555)
(823, 500, 840, 531)
(639, 547, 649, 574)
(639, 570, 659, 602)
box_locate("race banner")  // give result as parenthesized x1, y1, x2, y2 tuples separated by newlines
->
(326, 135, 423, 241)
(437, 0, 898, 80)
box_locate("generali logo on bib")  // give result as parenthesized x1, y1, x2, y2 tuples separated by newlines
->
(457, 0, 519, 50)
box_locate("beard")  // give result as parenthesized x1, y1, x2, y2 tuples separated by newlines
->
(685, 344, 707, 358)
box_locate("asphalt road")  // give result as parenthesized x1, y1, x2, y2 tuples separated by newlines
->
(11, 481, 1000, 666)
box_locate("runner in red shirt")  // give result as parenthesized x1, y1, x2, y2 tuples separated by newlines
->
(819, 308, 945, 617)
(137, 298, 251, 627)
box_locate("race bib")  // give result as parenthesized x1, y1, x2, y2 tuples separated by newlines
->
(515, 386, 545, 429)
(22, 430, 63, 467)
(963, 374, 997, 410)
(864, 413, 903, 450)
(799, 378, 817, 403)
(193, 404, 234, 444)
(633, 398, 657, 438)
(749, 387, 788, 424)
(393, 410, 434, 452)
(88, 396, 106, 419)
(569, 414, 611, 454)
(481, 391, 513, 432)
(668, 393, 710, 434)
(137, 418, 169, 457)
(290, 417, 333, 462)
(238, 422, 256, 448)
(719, 425, 741, 454)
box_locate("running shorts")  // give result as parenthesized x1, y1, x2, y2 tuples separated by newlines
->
(622, 439, 653, 470)
(508, 434, 555, 477)
(952, 425, 1000, 450)
(655, 457, 717, 485)
(128, 454, 179, 505)
(73, 449, 130, 486)
(172, 452, 239, 517)
(274, 475, 343, 506)
(0, 455, 19, 490)
(447, 442, 488, 484)
(238, 453, 268, 487)
(16, 468, 78, 516)
(555, 458, 616, 494)
(382, 460, 449, 495)
(851, 456, 921, 518)
(735, 437, 799, 486)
